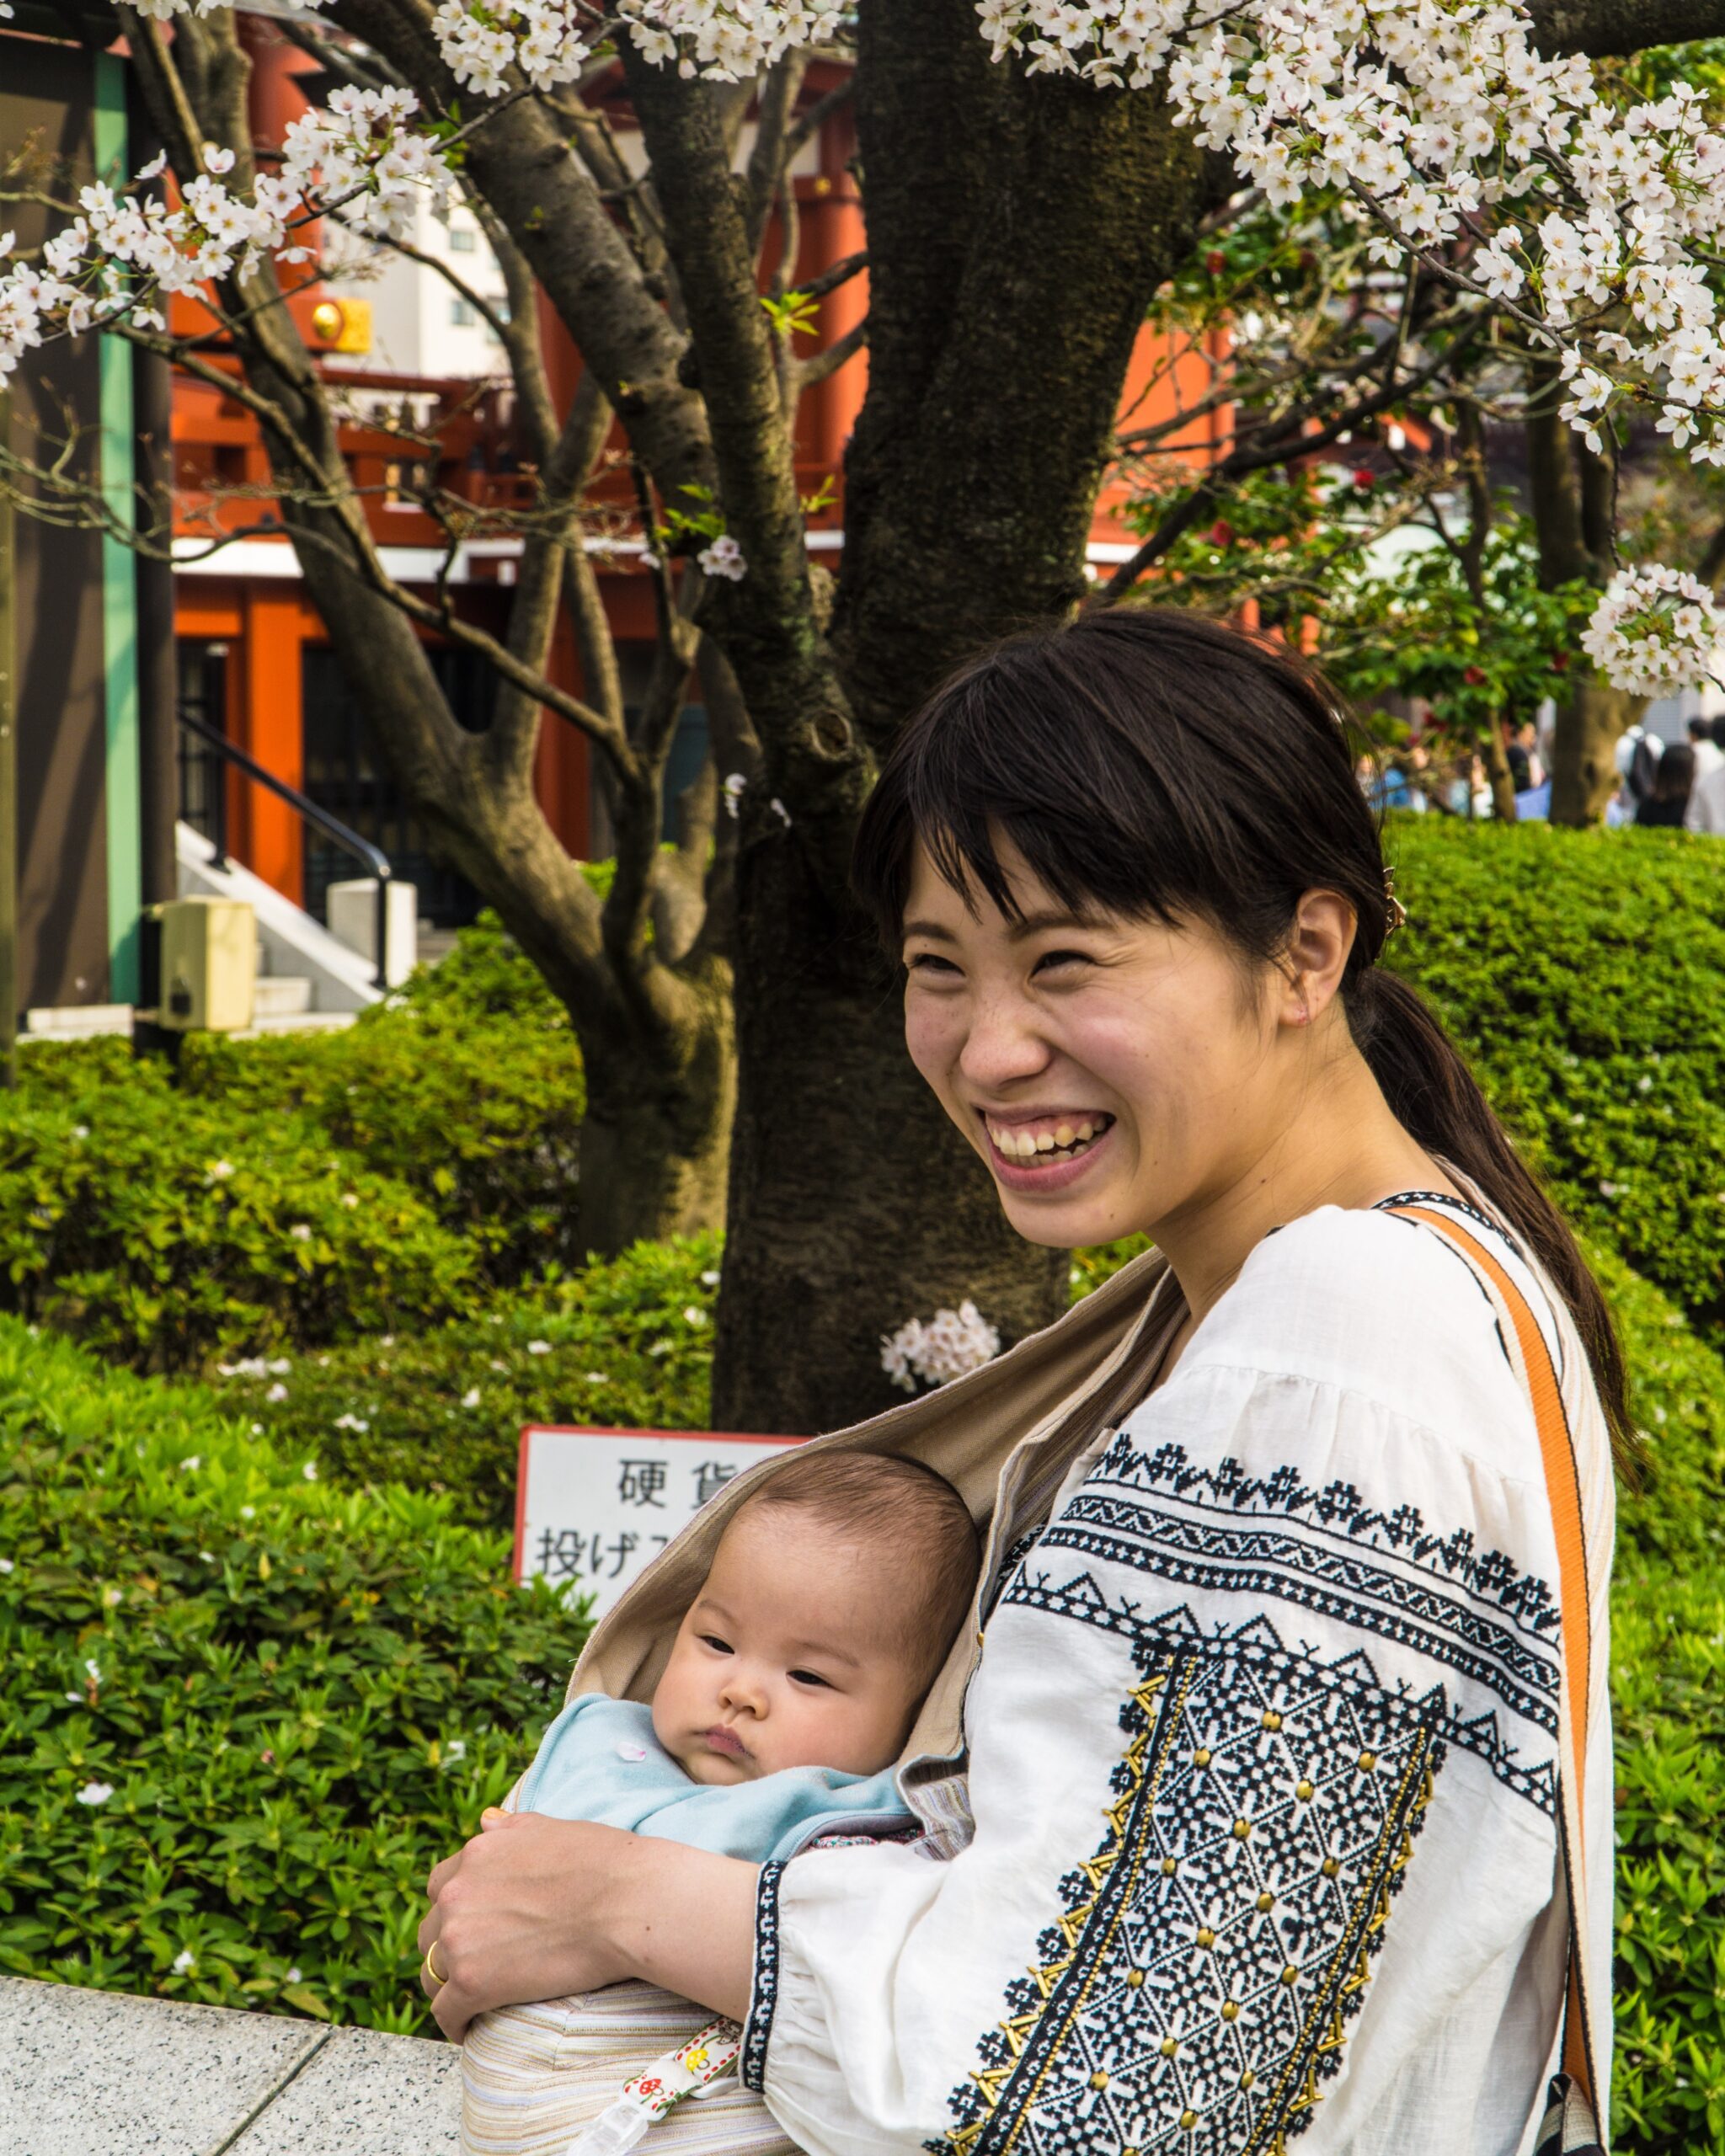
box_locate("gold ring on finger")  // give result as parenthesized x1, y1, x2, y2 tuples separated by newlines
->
(424, 1942, 449, 1990)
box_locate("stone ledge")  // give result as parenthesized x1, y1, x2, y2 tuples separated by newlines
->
(0, 1976, 460, 2156)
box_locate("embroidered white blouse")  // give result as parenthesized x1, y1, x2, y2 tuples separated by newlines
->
(737, 1194, 1616, 2156)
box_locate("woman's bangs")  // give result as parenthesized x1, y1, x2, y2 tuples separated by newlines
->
(883, 664, 1188, 938)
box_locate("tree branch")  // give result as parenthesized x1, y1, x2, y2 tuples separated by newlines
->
(1528, 0, 1725, 55)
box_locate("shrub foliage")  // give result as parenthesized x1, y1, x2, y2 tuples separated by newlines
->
(0, 1317, 586, 2033)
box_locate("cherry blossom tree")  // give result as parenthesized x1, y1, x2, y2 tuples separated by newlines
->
(8, 0, 1725, 1429)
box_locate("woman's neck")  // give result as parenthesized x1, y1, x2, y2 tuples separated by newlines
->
(1151, 1039, 1457, 1338)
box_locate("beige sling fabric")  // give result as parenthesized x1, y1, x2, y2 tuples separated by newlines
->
(462, 1980, 796, 2156)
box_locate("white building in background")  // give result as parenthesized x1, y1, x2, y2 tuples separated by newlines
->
(323, 194, 512, 382)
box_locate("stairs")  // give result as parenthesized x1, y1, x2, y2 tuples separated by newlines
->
(243, 970, 358, 1037)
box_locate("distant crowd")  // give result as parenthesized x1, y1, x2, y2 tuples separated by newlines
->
(1365, 711, 1725, 829)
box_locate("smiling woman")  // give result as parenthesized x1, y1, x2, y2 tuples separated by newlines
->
(420, 607, 1623, 2156)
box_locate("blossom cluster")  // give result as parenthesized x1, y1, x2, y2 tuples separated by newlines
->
(432, 0, 598, 97)
(881, 1299, 1001, 1393)
(976, 3, 1725, 482)
(0, 88, 449, 382)
(1580, 566, 1725, 699)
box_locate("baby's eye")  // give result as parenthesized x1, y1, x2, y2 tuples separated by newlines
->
(698, 1634, 734, 1656)
(788, 1668, 832, 1689)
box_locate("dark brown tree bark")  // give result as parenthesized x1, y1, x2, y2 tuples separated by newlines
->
(706, 14, 1219, 1433)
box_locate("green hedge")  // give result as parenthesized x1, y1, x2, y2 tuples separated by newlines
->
(0, 1315, 586, 2033)
(2, 918, 582, 1370)
(216, 1235, 720, 1529)
(1385, 819, 1725, 1348)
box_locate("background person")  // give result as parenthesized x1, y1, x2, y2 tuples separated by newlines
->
(1637, 740, 1695, 827)
(1688, 715, 1725, 833)
(1688, 713, 1723, 787)
(417, 609, 1622, 2156)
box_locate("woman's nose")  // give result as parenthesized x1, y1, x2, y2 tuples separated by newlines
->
(957, 989, 1054, 1091)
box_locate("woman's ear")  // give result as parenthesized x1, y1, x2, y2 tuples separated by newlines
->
(1277, 889, 1357, 1030)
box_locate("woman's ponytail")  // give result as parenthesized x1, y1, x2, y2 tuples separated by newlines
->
(1348, 966, 1637, 1477)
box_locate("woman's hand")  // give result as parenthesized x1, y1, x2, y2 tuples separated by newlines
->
(418, 1810, 634, 2040)
(418, 1808, 759, 2041)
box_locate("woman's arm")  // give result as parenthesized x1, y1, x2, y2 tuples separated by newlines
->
(418, 1808, 759, 2041)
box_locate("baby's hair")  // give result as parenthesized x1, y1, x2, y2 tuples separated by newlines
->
(734, 1451, 982, 1684)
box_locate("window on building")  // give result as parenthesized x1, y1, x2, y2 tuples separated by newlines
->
(451, 297, 478, 327)
(450, 227, 477, 252)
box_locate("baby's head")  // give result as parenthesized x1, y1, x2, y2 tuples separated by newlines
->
(651, 1451, 981, 1785)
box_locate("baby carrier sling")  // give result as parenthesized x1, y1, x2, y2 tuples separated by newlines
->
(463, 1203, 1610, 2156)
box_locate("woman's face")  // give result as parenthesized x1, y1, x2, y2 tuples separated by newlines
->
(900, 838, 1296, 1249)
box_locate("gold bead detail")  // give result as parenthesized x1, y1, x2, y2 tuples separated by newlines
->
(1195, 1927, 1215, 1949)
(1260, 1710, 1283, 1731)
(1089, 2071, 1109, 2093)
(1231, 1817, 1252, 1839)
(1162, 1856, 1178, 1876)
(1124, 1968, 1145, 1990)
(1255, 1892, 1274, 1913)
(1322, 1856, 1340, 1877)
(1240, 2071, 1256, 2091)
(1179, 2112, 1198, 2132)
(1220, 2000, 1240, 2022)
(1280, 1965, 1299, 1987)
(1357, 1750, 1377, 1773)
(1295, 1779, 1315, 1801)
(1193, 1748, 1212, 1767)
(1160, 2036, 1178, 2059)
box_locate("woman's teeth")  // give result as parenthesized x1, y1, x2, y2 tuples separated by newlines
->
(986, 1116, 1112, 1161)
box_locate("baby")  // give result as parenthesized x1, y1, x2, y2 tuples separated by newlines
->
(461, 1449, 981, 2156)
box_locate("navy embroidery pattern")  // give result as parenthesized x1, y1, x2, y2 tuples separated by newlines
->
(934, 1643, 1440, 2156)
(740, 1860, 784, 2094)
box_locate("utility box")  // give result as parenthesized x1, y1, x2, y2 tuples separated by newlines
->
(156, 897, 256, 1032)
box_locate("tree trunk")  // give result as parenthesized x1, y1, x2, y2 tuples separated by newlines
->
(711, 836, 1067, 1434)
(712, 17, 1215, 1433)
(579, 956, 735, 1254)
(1480, 723, 1519, 824)
(1550, 678, 1637, 826)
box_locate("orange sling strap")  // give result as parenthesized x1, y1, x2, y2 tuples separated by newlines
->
(1389, 1205, 1599, 2114)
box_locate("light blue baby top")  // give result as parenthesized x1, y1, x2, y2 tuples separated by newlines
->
(515, 1695, 912, 1861)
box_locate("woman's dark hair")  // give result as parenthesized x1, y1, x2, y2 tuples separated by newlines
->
(1651, 740, 1696, 807)
(852, 606, 1635, 1475)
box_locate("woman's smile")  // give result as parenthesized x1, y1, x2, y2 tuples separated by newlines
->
(979, 1109, 1118, 1191)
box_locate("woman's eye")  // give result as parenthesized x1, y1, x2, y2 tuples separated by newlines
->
(788, 1668, 832, 1689)
(905, 952, 960, 978)
(699, 1635, 734, 1656)
(1033, 948, 1092, 974)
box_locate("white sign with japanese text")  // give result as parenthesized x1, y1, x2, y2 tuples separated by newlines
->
(513, 1425, 804, 1616)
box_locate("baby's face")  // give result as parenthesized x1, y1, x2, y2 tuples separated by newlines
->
(651, 1506, 927, 1785)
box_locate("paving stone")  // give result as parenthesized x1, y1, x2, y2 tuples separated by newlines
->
(0, 1976, 328, 2156)
(222, 2022, 462, 2156)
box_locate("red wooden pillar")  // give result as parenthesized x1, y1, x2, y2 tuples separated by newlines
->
(234, 581, 305, 901)
(796, 97, 867, 484)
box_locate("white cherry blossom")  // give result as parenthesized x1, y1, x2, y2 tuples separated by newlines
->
(881, 1300, 1001, 1392)
(1581, 567, 1725, 698)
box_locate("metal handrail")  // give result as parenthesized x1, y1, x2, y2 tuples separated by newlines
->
(177, 710, 393, 990)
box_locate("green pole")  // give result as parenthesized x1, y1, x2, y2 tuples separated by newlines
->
(0, 395, 15, 1089)
(93, 50, 142, 1006)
